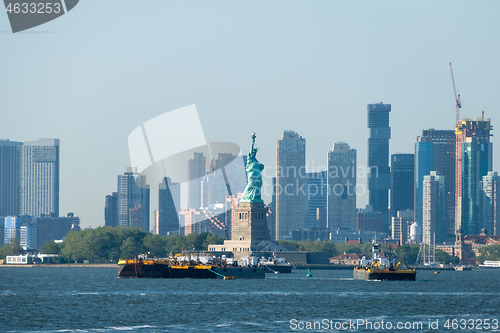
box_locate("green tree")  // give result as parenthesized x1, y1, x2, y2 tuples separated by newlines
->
(142, 233, 167, 258)
(120, 237, 146, 259)
(200, 232, 224, 250)
(435, 249, 459, 265)
(59, 228, 232, 261)
(60, 230, 86, 262)
(476, 244, 500, 263)
(0, 240, 24, 259)
(278, 240, 301, 251)
(394, 244, 421, 265)
(39, 240, 61, 254)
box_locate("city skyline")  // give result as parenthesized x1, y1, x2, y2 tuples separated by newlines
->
(2, 2, 500, 228)
(2, 109, 497, 238)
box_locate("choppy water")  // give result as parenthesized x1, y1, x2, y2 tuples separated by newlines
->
(0, 267, 498, 332)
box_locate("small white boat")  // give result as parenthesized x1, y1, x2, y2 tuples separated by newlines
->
(478, 260, 500, 268)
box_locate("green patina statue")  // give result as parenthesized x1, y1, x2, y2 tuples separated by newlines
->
(241, 132, 264, 202)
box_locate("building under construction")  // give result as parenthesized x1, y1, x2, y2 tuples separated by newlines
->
(455, 116, 493, 236)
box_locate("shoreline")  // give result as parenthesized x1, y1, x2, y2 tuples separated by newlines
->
(0, 263, 117, 268)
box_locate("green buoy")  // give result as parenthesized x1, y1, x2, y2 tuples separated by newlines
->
(306, 269, 312, 277)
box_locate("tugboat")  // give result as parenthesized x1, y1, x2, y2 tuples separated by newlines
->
(118, 253, 265, 279)
(353, 244, 416, 281)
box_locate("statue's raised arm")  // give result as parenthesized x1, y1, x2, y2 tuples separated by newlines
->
(249, 132, 256, 158)
(240, 133, 264, 202)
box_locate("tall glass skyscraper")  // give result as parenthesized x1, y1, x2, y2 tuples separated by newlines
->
(305, 171, 327, 230)
(19, 139, 60, 217)
(367, 103, 391, 233)
(158, 176, 181, 235)
(0, 140, 22, 218)
(390, 153, 414, 217)
(422, 171, 447, 244)
(117, 168, 150, 231)
(456, 117, 493, 236)
(414, 129, 456, 237)
(327, 142, 357, 230)
(187, 152, 206, 209)
(104, 192, 118, 227)
(481, 171, 500, 236)
(276, 131, 306, 240)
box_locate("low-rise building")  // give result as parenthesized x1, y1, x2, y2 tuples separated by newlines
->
(329, 253, 363, 265)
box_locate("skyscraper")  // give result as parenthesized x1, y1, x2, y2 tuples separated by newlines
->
(414, 129, 455, 237)
(276, 131, 306, 240)
(187, 152, 206, 209)
(0, 140, 22, 218)
(36, 213, 80, 248)
(455, 117, 493, 236)
(19, 139, 60, 217)
(117, 168, 150, 231)
(205, 153, 247, 206)
(4, 215, 37, 250)
(268, 177, 277, 241)
(356, 205, 382, 233)
(390, 153, 414, 217)
(305, 171, 327, 229)
(327, 142, 357, 230)
(481, 171, 500, 236)
(367, 103, 391, 233)
(422, 171, 446, 244)
(158, 177, 181, 235)
(104, 192, 118, 227)
(391, 210, 414, 245)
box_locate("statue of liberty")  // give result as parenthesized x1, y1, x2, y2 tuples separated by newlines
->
(241, 133, 264, 202)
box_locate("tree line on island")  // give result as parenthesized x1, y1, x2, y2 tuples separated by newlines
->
(0, 227, 225, 262)
(1, 226, 499, 264)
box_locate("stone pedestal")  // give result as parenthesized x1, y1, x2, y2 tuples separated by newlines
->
(232, 201, 270, 246)
(209, 201, 271, 256)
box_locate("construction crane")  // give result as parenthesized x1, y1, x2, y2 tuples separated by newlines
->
(449, 62, 462, 125)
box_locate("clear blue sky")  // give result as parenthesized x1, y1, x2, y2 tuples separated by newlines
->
(1, 1, 499, 228)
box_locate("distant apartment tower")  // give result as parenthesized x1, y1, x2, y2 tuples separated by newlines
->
(414, 129, 455, 237)
(187, 152, 206, 209)
(422, 171, 446, 244)
(202, 174, 220, 208)
(391, 210, 414, 245)
(0, 140, 22, 218)
(36, 213, 80, 248)
(117, 168, 150, 231)
(305, 171, 327, 230)
(327, 142, 357, 230)
(356, 205, 382, 233)
(481, 171, 500, 235)
(455, 118, 493, 236)
(267, 177, 277, 240)
(104, 192, 118, 227)
(158, 177, 181, 235)
(390, 154, 414, 217)
(153, 210, 160, 235)
(129, 205, 147, 231)
(4, 216, 37, 250)
(19, 139, 60, 217)
(179, 208, 226, 238)
(367, 103, 391, 233)
(202, 153, 247, 207)
(276, 131, 306, 240)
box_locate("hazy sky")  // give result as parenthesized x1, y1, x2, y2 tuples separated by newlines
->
(2, 1, 499, 228)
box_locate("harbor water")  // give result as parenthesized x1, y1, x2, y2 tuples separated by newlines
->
(0, 267, 498, 332)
